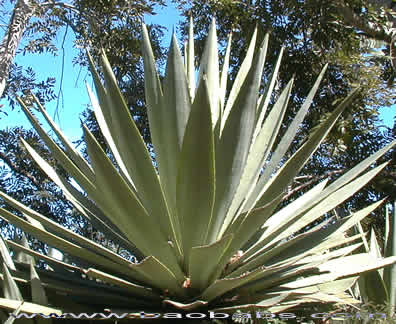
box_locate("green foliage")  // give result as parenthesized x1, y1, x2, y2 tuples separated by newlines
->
(3, 65, 56, 112)
(67, 0, 167, 144)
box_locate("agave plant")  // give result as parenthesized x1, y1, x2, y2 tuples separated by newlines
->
(0, 18, 395, 321)
(353, 202, 396, 317)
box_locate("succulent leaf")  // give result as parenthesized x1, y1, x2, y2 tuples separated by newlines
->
(0, 18, 394, 315)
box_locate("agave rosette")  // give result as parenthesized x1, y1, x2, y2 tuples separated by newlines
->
(0, 18, 395, 317)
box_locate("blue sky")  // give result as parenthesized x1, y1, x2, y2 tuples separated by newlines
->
(0, 1, 394, 143)
(0, 1, 182, 141)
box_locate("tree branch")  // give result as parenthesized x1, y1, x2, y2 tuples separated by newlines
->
(282, 170, 345, 202)
(335, 0, 393, 43)
(41, 0, 78, 11)
(0, 150, 43, 189)
(0, 0, 36, 99)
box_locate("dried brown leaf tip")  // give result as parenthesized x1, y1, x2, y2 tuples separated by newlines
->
(230, 250, 244, 264)
(182, 277, 191, 288)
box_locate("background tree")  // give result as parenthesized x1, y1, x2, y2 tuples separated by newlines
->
(0, 0, 36, 99)
(1, 0, 166, 121)
(174, 0, 395, 238)
(0, 0, 166, 243)
(333, 0, 396, 85)
(69, 0, 167, 145)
